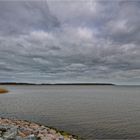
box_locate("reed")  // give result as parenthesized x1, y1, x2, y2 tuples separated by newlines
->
(0, 88, 8, 94)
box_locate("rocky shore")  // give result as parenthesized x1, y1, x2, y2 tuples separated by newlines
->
(0, 118, 78, 140)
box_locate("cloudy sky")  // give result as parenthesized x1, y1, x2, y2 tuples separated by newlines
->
(0, 0, 140, 84)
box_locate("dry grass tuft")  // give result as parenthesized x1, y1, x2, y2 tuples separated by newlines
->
(0, 88, 8, 94)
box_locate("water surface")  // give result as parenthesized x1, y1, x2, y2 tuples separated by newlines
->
(0, 85, 140, 139)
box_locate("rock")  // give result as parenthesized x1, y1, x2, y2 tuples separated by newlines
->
(59, 136, 64, 140)
(0, 118, 78, 140)
(18, 130, 26, 137)
(37, 133, 44, 138)
(49, 129, 56, 135)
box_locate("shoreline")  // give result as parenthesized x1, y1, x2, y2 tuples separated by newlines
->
(0, 82, 115, 86)
(0, 118, 80, 140)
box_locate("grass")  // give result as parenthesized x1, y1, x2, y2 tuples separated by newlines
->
(0, 88, 8, 94)
(48, 126, 82, 139)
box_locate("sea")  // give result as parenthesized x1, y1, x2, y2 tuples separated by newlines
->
(0, 85, 140, 140)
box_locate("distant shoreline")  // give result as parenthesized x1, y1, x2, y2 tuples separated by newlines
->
(0, 82, 115, 86)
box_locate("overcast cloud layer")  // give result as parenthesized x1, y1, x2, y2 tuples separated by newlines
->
(0, 0, 140, 84)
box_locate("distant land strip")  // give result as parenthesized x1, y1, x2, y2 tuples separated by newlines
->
(0, 82, 115, 86)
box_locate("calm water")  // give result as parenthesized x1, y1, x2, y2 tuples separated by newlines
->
(0, 85, 140, 139)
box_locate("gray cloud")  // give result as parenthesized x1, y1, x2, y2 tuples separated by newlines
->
(0, 0, 59, 35)
(0, 0, 140, 84)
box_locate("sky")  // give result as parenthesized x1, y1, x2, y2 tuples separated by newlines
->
(0, 0, 140, 85)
